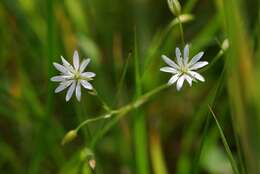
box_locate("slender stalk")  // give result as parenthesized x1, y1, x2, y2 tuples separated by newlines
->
(199, 40, 229, 73)
(61, 83, 169, 147)
(133, 31, 149, 174)
(177, 16, 185, 47)
(230, 110, 246, 174)
(208, 106, 240, 174)
(60, 83, 169, 148)
(76, 111, 116, 132)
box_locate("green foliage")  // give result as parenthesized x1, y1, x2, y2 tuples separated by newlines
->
(0, 0, 259, 173)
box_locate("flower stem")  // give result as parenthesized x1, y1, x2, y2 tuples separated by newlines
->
(199, 41, 229, 73)
(208, 106, 240, 174)
(177, 16, 185, 47)
(72, 84, 169, 146)
(75, 111, 116, 132)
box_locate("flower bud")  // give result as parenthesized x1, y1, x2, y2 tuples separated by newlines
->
(61, 130, 77, 145)
(88, 159, 96, 170)
(167, 0, 181, 16)
(221, 39, 229, 51)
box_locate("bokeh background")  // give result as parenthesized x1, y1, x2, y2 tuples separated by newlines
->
(0, 0, 259, 174)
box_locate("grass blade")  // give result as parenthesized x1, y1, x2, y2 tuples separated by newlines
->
(208, 105, 240, 174)
(133, 30, 150, 174)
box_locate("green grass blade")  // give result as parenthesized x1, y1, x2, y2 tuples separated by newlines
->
(114, 52, 132, 106)
(133, 30, 150, 174)
(208, 106, 240, 174)
(150, 128, 168, 174)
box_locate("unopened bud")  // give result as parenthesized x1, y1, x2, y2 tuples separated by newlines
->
(61, 130, 77, 145)
(167, 0, 182, 16)
(221, 39, 229, 51)
(89, 159, 96, 170)
(88, 89, 98, 96)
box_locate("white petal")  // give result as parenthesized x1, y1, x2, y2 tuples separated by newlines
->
(51, 75, 66, 82)
(53, 63, 70, 74)
(168, 74, 179, 85)
(160, 67, 178, 74)
(189, 71, 205, 82)
(79, 58, 91, 73)
(175, 47, 182, 66)
(184, 75, 192, 86)
(66, 81, 76, 101)
(176, 75, 185, 91)
(54, 80, 73, 93)
(81, 72, 96, 78)
(183, 44, 189, 65)
(61, 56, 74, 73)
(189, 61, 208, 70)
(189, 52, 204, 66)
(73, 50, 80, 70)
(80, 80, 93, 90)
(75, 81, 81, 101)
(161, 55, 179, 69)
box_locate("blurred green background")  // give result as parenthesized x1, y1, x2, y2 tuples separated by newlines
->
(0, 0, 259, 173)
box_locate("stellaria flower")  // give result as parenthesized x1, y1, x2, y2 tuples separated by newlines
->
(51, 50, 95, 102)
(160, 44, 208, 91)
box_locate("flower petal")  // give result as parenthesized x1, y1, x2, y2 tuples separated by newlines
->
(79, 58, 91, 73)
(189, 61, 208, 70)
(160, 67, 178, 74)
(55, 80, 73, 93)
(80, 80, 93, 90)
(183, 44, 189, 65)
(53, 63, 70, 74)
(81, 72, 96, 78)
(188, 52, 204, 66)
(175, 47, 182, 66)
(75, 81, 81, 101)
(184, 75, 192, 86)
(189, 71, 205, 82)
(73, 50, 80, 70)
(161, 55, 179, 69)
(51, 75, 66, 82)
(61, 56, 74, 73)
(168, 74, 179, 85)
(66, 81, 76, 101)
(176, 75, 185, 91)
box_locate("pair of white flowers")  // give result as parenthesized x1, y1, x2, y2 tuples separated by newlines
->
(51, 44, 208, 101)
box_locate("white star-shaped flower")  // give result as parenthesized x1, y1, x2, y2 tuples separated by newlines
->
(51, 50, 96, 102)
(160, 44, 208, 91)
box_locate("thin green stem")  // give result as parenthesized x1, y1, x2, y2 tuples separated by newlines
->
(177, 16, 185, 47)
(208, 106, 240, 174)
(133, 30, 149, 174)
(76, 111, 117, 132)
(70, 84, 168, 147)
(198, 41, 229, 73)
(231, 113, 246, 174)
(65, 84, 169, 148)
(114, 52, 131, 106)
(89, 84, 169, 147)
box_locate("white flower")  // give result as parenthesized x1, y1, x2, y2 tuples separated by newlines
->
(51, 50, 95, 102)
(160, 44, 208, 91)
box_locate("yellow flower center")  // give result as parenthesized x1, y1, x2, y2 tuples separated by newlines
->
(180, 66, 188, 74)
(74, 72, 81, 80)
